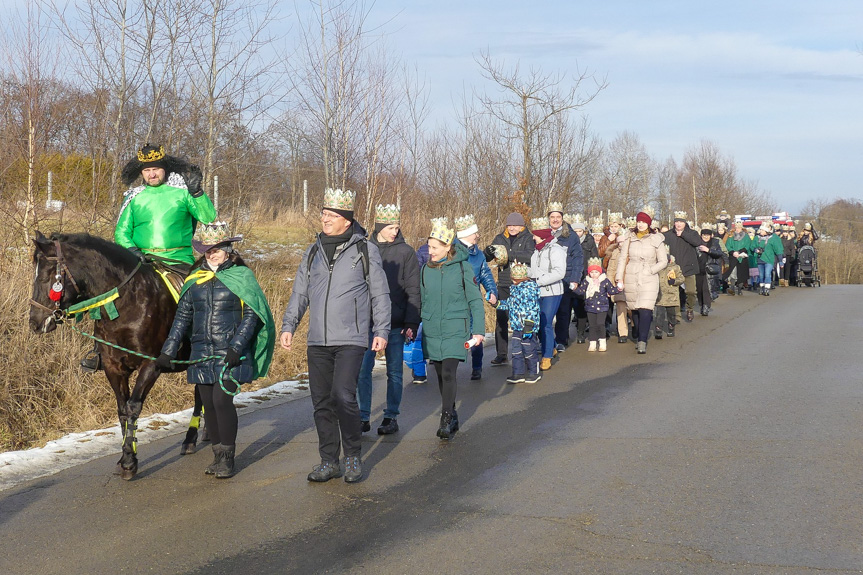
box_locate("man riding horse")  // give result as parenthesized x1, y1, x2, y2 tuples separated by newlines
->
(80, 143, 217, 371)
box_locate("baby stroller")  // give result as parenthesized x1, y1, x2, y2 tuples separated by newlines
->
(797, 245, 820, 287)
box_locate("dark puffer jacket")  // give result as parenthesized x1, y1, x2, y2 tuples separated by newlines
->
(162, 259, 260, 384)
(371, 231, 421, 331)
(664, 225, 702, 277)
(485, 227, 535, 299)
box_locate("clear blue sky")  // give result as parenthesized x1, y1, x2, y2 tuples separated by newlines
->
(368, 0, 863, 214)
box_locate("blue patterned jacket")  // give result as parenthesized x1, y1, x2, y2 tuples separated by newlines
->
(497, 279, 540, 334)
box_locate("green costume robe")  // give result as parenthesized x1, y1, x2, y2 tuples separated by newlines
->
(115, 172, 217, 265)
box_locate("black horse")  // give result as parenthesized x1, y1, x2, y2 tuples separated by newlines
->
(29, 231, 199, 480)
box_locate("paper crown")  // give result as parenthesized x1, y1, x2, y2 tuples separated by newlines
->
(430, 216, 449, 227)
(717, 209, 730, 221)
(700, 222, 714, 231)
(510, 260, 529, 280)
(687, 220, 695, 229)
(563, 213, 574, 225)
(137, 143, 165, 163)
(590, 217, 605, 234)
(625, 215, 637, 228)
(571, 213, 586, 224)
(490, 244, 508, 266)
(607, 212, 624, 225)
(193, 221, 243, 252)
(454, 214, 479, 238)
(530, 217, 549, 230)
(429, 219, 455, 245)
(374, 204, 400, 224)
(587, 257, 602, 270)
(323, 188, 356, 211)
(640, 205, 655, 219)
(673, 211, 688, 220)
(547, 201, 564, 215)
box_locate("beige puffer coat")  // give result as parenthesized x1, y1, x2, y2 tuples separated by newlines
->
(605, 234, 626, 304)
(616, 231, 668, 310)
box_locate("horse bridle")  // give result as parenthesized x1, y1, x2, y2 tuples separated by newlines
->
(29, 239, 82, 321)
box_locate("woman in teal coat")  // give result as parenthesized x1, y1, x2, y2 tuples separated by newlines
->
(723, 221, 752, 295)
(755, 222, 784, 295)
(421, 220, 486, 440)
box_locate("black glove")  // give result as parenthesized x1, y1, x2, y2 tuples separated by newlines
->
(224, 348, 242, 368)
(155, 353, 174, 371)
(185, 165, 204, 198)
(403, 323, 419, 342)
(129, 247, 148, 263)
(483, 245, 496, 259)
(668, 277, 676, 285)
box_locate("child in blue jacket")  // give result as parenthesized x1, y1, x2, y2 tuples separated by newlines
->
(573, 257, 621, 352)
(496, 260, 540, 384)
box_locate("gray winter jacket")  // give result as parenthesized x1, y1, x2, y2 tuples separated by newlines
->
(281, 223, 391, 347)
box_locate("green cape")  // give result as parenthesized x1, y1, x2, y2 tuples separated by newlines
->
(180, 265, 276, 379)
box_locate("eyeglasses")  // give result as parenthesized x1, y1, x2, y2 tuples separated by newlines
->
(320, 210, 343, 221)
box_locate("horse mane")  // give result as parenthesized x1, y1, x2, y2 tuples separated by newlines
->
(49, 232, 140, 269)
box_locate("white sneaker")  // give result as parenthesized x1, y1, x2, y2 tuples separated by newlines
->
(587, 341, 597, 352)
(598, 339, 607, 352)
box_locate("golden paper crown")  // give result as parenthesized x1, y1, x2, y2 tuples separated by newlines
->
(641, 205, 655, 219)
(490, 244, 508, 266)
(429, 219, 455, 245)
(137, 144, 165, 163)
(430, 216, 449, 227)
(607, 212, 624, 225)
(700, 222, 714, 232)
(590, 217, 605, 234)
(587, 256, 602, 269)
(454, 214, 477, 232)
(674, 211, 688, 220)
(571, 213, 586, 225)
(562, 213, 575, 225)
(374, 204, 400, 224)
(323, 188, 356, 211)
(625, 215, 637, 228)
(530, 217, 548, 230)
(547, 201, 564, 214)
(510, 260, 529, 280)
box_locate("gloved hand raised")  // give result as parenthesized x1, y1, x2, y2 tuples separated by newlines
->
(185, 165, 204, 198)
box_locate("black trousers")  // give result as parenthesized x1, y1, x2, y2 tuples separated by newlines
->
(587, 312, 607, 342)
(630, 308, 653, 343)
(696, 273, 712, 308)
(494, 307, 510, 357)
(723, 258, 749, 287)
(198, 381, 239, 447)
(307, 345, 366, 463)
(431, 358, 460, 414)
(554, 286, 575, 345)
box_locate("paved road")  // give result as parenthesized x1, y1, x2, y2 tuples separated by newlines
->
(2, 285, 862, 574)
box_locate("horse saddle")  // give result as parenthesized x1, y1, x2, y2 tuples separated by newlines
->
(149, 258, 191, 304)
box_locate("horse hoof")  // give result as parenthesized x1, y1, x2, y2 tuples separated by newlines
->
(180, 442, 197, 455)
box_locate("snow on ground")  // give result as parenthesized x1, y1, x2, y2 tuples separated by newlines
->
(0, 379, 310, 492)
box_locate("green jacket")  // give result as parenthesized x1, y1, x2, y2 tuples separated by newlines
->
(724, 233, 752, 263)
(115, 173, 217, 264)
(756, 233, 784, 265)
(420, 242, 485, 362)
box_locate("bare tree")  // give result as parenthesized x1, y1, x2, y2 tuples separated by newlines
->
(596, 131, 656, 218)
(473, 50, 606, 209)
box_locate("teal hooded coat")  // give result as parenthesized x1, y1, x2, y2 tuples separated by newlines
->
(420, 241, 485, 362)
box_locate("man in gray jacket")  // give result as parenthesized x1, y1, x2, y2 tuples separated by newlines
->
(280, 188, 390, 484)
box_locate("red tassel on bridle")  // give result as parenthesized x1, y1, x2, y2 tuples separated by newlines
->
(49, 279, 63, 302)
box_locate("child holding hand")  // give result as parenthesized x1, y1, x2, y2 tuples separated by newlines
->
(573, 257, 621, 352)
(496, 261, 541, 383)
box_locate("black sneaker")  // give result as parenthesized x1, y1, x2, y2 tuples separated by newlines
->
(343, 456, 362, 483)
(576, 337, 586, 344)
(506, 373, 525, 384)
(470, 369, 482, 380)
(555, 343, 566, 353)
(377, 418, 399, 435)
(308, 461, 342, 482)
(360, 420, 371, 433)
(618, 336, 628, 344)
(412, 375, 427, 384)
(490, 355, 507, 366)
(525, 372, 542, 384)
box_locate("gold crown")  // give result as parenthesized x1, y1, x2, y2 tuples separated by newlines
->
(641, 205, 655, 219)
(700, 222, 714, 231)
(563, 213, 574, 225)
(590, 217, 605, 234)
(323, 188, 356, 211)
(547, 201, 564, 214)
(374, 204, 400, 224)
(430, 216, 449, 227)
(490, 244, 508, 266)
(530, 217, 548, 230)
(571, 213, 586, 224)
(674, 211, 688, 220)
(194, 221, 240, 246)
(510, 260, 529, 280)
(429, 219, 455, 245)
(454, 214, 477, 232)
(137, 144, 165, 163)
(625, 215, 637, 228)
(607, 212, 624, 225)
(587, 256, 602, 268)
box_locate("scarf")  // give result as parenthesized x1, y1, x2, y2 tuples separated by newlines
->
(534, 229, 554, 251)
(585, 273, 607, 300)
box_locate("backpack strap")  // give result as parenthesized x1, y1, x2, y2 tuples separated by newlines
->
(307, 239, 370, 282)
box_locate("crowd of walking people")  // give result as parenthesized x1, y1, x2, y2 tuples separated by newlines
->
(111, 145, 817, 483)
